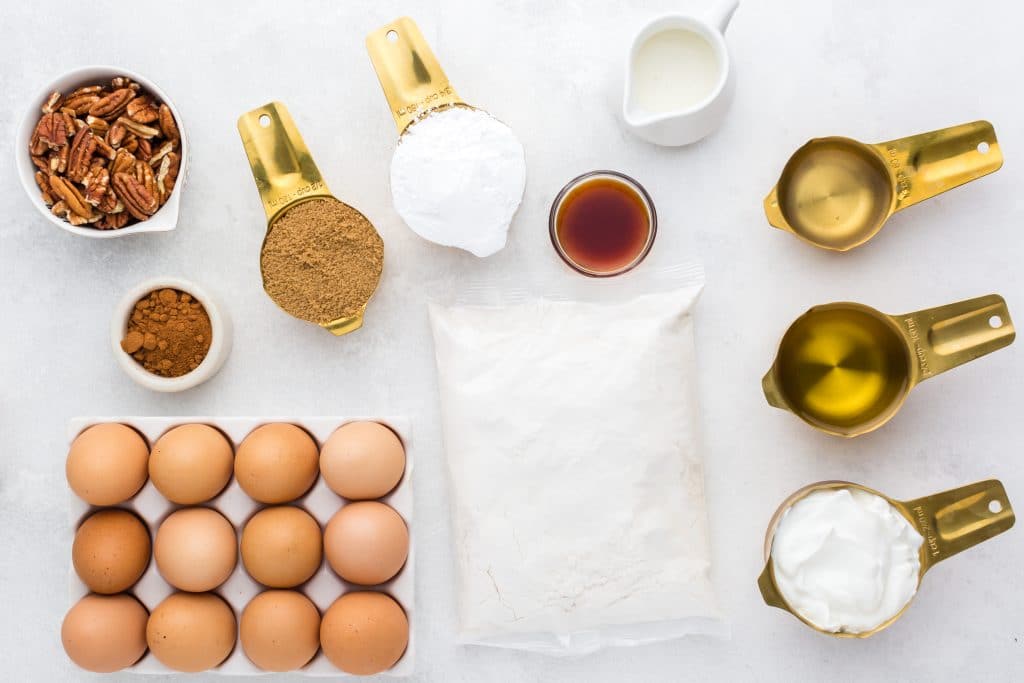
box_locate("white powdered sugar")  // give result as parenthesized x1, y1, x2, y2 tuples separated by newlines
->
(389, 106, 526, 257)
(428, 277, 725, 655)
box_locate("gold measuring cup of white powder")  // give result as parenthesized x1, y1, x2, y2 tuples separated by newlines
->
(764, 121, 1002, 251)
(237, 102, 383, 335)
(366, 16, 526, 257)
(762, 294, 1015, 437)
(758, 480, 1014, 637)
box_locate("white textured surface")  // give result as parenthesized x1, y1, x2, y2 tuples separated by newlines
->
(0, 1, 1022, 681)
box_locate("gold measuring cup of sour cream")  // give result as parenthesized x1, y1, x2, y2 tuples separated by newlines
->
(758, 480, 1015, 638)
(764, 121, 1002, 251)
(762, 294, 1014, 437)
(237, 102, 383, 336)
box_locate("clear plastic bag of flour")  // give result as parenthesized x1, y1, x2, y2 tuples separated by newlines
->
(428, 262, 727, 656)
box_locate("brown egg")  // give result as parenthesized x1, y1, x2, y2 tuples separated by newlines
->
(73, 509, 151, 594)
(319, 421, 406, 500)
(154, 508, 237, 592)
(62, 593, 148, 673)
(66, 423, 149, 505)
(240, 590, 320, 671)
(320, 592, 408, 674)
(240, 506, 322, 588)
(324, 502, 409, 585)
(149, 424, 234, 504)
(147, 592, 236, 672)
(235, 423, 319, 503)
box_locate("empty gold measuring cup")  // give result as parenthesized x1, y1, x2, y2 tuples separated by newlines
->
(237, 102, 383, 335)
(366, 17, 467, 134)
(758, 479, 1015, 637)
(764, 121, 1002, 251)
(763, 295, 1014, 436)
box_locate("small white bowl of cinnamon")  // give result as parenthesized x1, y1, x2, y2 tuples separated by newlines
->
(111, 277, 232, 392)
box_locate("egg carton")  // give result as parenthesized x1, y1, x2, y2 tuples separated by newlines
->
(67, 416, 415, 677)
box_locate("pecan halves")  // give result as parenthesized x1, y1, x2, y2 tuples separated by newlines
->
(66, 126, 97, 183)
(111, 148, 137, 177)
(126, 95, 159, 124)
(83, 166, 111, 207)
(98, 189, 120, 214)
(96, 212, 130, 230)
(86, 115, 110, 135)
(63, 93, 100, 116)
(49, 175, 94, 219)
(41, 91, 64, 114)
(49, 145, 69, 174)
(32, 112, 69, 151)
(156, 152, 181, 204)
(93, 136, 116, 160)
(106, 121, 127, 148)
(113, 171, 158, 220)
(89, 88, 133, 119)
(28, 76, 180, 229)
(159, 104, 180, 145)
(34, 171, 55, 205)
(116, 116, 160, 139)
(135, 138, 153, 162)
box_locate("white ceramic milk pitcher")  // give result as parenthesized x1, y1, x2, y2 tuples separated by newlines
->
(623, 0, 738, 146)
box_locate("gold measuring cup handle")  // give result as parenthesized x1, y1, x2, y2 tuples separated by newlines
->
(871, 121, 1002, 212)
(366, 17, 465, 135)
(891, 294, 1015, 382)
(899, 480, 1015, 571)
(237, 102, 333, 224)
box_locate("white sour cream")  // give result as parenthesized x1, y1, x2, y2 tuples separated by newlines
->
(770, 487, 924, 633)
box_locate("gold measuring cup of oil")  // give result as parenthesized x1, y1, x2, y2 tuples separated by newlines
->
(764, 121, 1002, 251)
(763, 294, 1014, 436)
(758, 479, 1015, 637)
(237, 102, 383, 336)
(366, 16, 467, 134)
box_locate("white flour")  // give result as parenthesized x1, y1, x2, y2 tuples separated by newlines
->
(428, 274, 725, 654)
(390, 106, 526, 257)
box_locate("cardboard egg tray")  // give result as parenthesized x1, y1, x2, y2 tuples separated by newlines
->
(67, 416, 415, 677)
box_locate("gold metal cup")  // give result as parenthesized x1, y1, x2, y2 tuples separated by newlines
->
(762, 295, 1014, 437)
(765, 121, 1002, 251)
(758, 479, 1015, 637)
(237, 102, 383, 336)
(366, 17, 466, 135)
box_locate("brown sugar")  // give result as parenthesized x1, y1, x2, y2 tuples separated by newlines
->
(260, 197, 383, 324)
(120, 288, 212, 377)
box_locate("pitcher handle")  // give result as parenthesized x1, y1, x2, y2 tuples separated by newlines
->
(870, 120, 1002, 212)
(705, 0, 740, 33)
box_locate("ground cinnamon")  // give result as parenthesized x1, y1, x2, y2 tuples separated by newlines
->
(260, 197, 383, 324)
(120, 288, 212, 377)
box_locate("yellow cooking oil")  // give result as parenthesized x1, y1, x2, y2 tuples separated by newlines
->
(774, 306, 910, 430)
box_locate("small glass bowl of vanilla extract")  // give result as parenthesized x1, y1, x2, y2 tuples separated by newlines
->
(549, 170, 657, 277)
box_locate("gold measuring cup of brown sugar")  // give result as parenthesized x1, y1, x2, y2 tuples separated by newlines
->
(764, 121, 1002, 251)
(762, 294, 1014, 437)
(758, 479, 1015, 638)
(366, 16, 467, 134)
(237, 102, 383, 336)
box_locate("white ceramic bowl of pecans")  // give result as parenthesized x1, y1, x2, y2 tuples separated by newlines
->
(15, 66, 188, 238)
